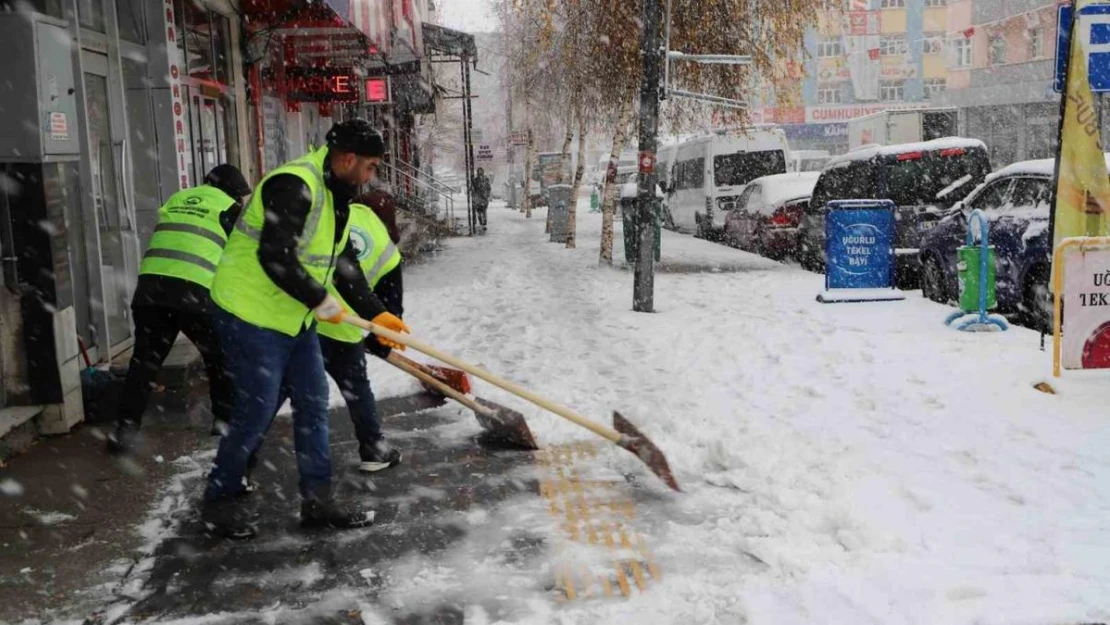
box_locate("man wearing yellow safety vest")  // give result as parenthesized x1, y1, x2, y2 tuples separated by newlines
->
(315, 201, 404, 471)
(202, 120, 410, 539)
(244, 202, 403, 478)
(107, 165, 251, 454)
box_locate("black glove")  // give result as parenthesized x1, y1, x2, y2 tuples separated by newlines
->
(363, 335, 392, 360)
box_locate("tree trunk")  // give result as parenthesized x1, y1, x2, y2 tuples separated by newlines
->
(522, 93, 535, 218)
(548, 111, 574, 234)
(567, 106, 587, 249)
(599, 100, 634, 265)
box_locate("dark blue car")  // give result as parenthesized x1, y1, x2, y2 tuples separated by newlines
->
(916, 157, 1105, 330)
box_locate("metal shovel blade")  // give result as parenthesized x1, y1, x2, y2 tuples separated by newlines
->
(472, 397, 540, 451)
(613, 412, 681, 492)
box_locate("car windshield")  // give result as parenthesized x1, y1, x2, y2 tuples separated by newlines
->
(713, 150, 787, 187)
(884, 147, 991, 207)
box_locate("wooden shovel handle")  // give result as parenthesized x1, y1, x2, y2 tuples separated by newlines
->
(349, 317, 622, 444)
(385, 352, 491, 416)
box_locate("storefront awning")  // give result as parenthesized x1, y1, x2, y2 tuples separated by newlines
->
(423, 23, 477, 59)
(241, 0, 389, 66)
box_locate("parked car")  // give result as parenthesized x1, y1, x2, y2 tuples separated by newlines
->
(797, 138, 992, 285)
(917, 154, 1110, 331)
(723, 172, 820, 260)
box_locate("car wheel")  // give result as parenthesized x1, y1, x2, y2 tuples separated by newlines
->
(921, 256, 948, 304)
(1022, 264, 1052, 333)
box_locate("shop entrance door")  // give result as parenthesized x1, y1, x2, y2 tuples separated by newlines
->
(83, 52, 136, 354)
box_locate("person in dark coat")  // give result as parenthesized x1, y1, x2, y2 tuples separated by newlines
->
(107, 165, 251, 454)
(472, 168, 491, 229)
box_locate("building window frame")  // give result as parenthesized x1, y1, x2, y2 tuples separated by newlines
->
(924, 0, 946, 7)
(817, 83, 843, 104)
(924, 77, 946, 98)
(989, 34, 1007, 66)
(816, 36, 843, 59)
(880, 35, 908, 57)
(880, 79, 905, 102)
(880, 0, 905, 8)
(923, 32, 945, 55)
(951, 37, 972, 68)
(1028, 27, 1044, 60)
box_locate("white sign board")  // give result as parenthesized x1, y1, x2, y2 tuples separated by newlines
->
(476, 144, 494, 161)
(1061, 245, 1110, 370)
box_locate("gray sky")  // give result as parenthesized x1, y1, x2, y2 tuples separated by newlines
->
(436, 0, 497, 34)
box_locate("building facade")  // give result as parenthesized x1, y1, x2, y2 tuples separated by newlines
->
(0, 0, 448, 443)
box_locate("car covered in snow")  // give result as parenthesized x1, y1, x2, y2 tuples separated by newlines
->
(917, 154, 1110, 331)
(797, 138, 992, 286)
(723, 172, 820, 260)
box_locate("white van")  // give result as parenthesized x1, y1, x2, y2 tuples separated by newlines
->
(665, 127, 790, 237)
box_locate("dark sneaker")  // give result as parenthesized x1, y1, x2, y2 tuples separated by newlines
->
(359, 439, 402, 473)
(106, 421, 141, 455)
(300, 498, 375, 529)
(201, 498, 258, 540)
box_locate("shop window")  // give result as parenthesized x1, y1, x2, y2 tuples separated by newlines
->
(3, 0, 64, 18)
(212, 14, 232, 84)
(77, 0, 106, 32)
(117, 0, 146, 43)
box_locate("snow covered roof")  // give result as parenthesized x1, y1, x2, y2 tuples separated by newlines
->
(827, 137, 987, 167)
(986, 153, 1110, 181)
(748, 172, 821, 213)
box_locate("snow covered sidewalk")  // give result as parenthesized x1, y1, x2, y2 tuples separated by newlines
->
(389, 203, 1110, 623)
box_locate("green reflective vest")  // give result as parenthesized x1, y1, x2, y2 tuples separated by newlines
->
(138, 185, 235, 289)
(317, 203, 402, 343)
(211, 147, 350, 337)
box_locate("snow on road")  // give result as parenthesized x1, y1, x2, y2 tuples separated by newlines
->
(380, 201, 1110, 624)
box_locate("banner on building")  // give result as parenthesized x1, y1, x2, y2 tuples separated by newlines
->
(1051, 0, 1110, 247)
(841, 10, 881, 101)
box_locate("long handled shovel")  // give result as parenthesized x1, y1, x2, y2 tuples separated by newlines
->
(385, 352, 539, 450)
(347, 317, 680, 492)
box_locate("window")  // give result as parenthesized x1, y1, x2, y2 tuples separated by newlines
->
(816, 36, 843, 59)
(924, 78, 947, 98)
(880, 80, 905, 101)
(880, 0, 905, 8)
(881, 35, 908, 56)
(77, 0, 106, 31)
(1007, 178, 1051, 213)
(817, 83, 843, 104)
(713, 151, 787, 187)
(989, 34, 1007, 65)
(675, 158, 705, 190)
(1028, 27, 1044, 59)
(923, 32, 945, 55)
(968, 179, 1012, 212)
(809, 161, 879, 211)
(886, 148, 993, 206)
(924, 0, 946, 6)
(952, 37, 972, 68)
(116, 0, 146, 43)
(736, 185, 761, 212)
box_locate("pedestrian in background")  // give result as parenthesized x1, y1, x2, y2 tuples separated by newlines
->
(473, 167, 491, 230)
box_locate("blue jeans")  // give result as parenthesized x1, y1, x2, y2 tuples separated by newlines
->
(205, 308, 332, 502)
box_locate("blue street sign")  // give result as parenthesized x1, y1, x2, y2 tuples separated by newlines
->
(824, 200, 896, 290)
(1055, 2, 1110, 93)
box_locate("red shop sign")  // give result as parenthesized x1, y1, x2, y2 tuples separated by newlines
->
(286, 67, 359, 102)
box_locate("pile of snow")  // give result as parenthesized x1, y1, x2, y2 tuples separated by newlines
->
(831, 137, 987, 165)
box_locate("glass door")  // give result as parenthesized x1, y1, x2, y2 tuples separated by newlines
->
(84, 67, 134, 348)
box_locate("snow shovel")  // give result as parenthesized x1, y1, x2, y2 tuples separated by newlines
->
(384, 352, 538, 450)
(346, 316, 680, 492)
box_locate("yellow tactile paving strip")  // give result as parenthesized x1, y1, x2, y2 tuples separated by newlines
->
(536, 442, 661, 601)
